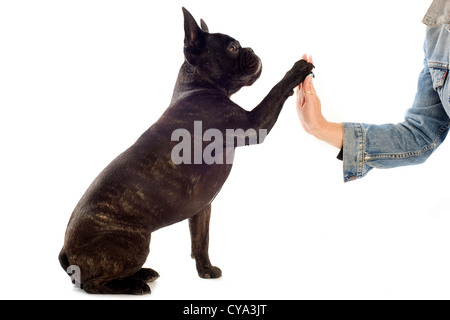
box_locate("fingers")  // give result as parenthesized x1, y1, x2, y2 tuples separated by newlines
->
(298, 54, 316, 107)
(296, 82, 305, 107)
(302, 53, 314, 64)
(302, 76, 318, 107)
(303, 75, 316, 95)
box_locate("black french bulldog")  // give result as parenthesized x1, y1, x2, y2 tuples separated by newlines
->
(59, 7, 314, 294)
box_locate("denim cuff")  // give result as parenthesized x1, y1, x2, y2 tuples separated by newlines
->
(342, 122, 372, 182)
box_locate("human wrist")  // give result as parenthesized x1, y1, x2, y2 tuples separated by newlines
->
(311, 120, 343, 149)
(308, 116, 328, 139)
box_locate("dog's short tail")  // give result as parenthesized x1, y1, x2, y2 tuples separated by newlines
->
(58, 248, 70, 274)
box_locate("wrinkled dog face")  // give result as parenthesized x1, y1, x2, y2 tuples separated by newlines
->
(183, 8, 262, 95)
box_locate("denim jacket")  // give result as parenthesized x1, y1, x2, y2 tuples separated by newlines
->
(422, 0, 450, 27)
(341, 0, 450, 182)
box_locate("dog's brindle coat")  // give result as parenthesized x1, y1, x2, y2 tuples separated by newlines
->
(59, 8, 314, 294)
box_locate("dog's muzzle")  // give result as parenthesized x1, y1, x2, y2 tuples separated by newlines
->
(240, 48, 262, 77)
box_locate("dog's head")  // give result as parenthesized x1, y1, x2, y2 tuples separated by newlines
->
(182, 7, 262, 95)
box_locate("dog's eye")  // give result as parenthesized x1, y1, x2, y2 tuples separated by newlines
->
(228, 43, 239, 52)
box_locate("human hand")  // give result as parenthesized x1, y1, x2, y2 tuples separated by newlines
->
(296, 54, 343, 149)
(296, 54, 325, 135)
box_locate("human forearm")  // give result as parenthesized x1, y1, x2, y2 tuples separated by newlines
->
(310, 120, 343, 149)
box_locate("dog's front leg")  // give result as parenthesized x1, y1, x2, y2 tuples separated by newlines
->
(189, 203, 222, 279)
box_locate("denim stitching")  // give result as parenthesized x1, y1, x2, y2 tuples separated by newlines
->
(355, 123, 365, 179)
(360, 124, 366, 178)
(364, 120, 450, 161)
(428, 61, 449, 69)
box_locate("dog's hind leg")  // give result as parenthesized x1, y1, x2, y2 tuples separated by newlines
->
(129, 268, 160, 282)
(81, 257, 156, 295)
(83, 277, 151, 295)
(72, 231, 155, 294)
(189, 204, 222, 279)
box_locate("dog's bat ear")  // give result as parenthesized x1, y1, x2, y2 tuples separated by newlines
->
(183, 8, 205, 49)
(200, 19, 209, 33)
(182, 7, 206, 65)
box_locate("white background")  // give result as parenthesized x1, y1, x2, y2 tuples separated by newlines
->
(1, 0, 449, 300)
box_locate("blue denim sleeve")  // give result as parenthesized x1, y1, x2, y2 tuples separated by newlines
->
(342, 61, 449, 182)
(341, 24, 450, 183)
